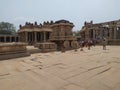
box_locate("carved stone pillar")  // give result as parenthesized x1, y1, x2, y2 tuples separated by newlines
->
(93, 30, 95, 39)
(114, 27, 117, 39)
(29, 32, 31, 42)
(34, 32, 37, 43)
(43, 32, 46, 42)
(109, 28, 112, 39)
(31, 32, 33, 42)
(40, 33, 42, 42)
(25, 32, 28, 42)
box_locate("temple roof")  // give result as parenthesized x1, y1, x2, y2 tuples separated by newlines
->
(55, 20, 70, 23)
(18, 28, 52, 33)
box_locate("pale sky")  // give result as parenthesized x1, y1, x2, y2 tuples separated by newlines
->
(0, 0, 120, 31)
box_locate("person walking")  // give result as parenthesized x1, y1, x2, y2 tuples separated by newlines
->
(81, 40, 85, 51)
(102, 38, 107, 50)
(88, 40, 91, 50)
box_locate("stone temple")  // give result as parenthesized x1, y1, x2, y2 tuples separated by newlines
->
(80, 20, 120, 45)
(18, 20, 77, 51)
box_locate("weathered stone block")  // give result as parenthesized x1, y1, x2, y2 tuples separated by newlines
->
(0, 43, 30, 60)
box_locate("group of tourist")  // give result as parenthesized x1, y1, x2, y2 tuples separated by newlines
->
(61, 38, 107, 53)
(78, 38, 107, 51)
(102, 37, 107, 50)
(78, 39, 96, 50)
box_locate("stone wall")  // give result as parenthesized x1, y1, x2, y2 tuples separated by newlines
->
(108, 39, 120, 45)
(35, 42, 57, 52)
(0, 43, 29, 60)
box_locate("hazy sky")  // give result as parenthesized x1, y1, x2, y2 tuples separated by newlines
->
(0, 0, 120, 31)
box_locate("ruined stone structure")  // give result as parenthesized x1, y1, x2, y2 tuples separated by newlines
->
(18, 22, 52, 44)
(18, 21, 56, 52)
(0, 43, 29, 60)
(80, 20, 120, 45)
(49, 20, 77, 50)
(18, 20, 77, 51)
(0, 35, 19, 42)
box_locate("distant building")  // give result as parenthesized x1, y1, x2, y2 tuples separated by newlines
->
(79, 20, 120, 45)
(0, 35, 19, 42)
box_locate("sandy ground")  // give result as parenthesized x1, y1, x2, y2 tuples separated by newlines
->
(0, 46, 120, 90)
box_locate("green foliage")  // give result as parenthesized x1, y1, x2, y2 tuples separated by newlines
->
(73, 31, 80, 36)
(0, 22, 16, 35)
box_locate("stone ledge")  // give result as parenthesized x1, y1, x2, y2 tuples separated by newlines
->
(108, 39, 120, 45)
(0, 52, 30, 60)
(0, 43, 30, 60)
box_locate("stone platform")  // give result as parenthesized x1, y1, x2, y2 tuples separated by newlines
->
(35, 42, 57, 52)
(108, 39, 120, 45)
(0, 43, 29, 60)
(0, 46, 120, 90)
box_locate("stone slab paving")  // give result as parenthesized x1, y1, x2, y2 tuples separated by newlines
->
(0, 46, 120, 90)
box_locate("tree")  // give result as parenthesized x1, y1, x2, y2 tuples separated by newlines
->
(73, 31, 80, 36)
(0, 22, 16, 35)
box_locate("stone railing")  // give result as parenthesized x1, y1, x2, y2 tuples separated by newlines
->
(0, 43, 29, 60)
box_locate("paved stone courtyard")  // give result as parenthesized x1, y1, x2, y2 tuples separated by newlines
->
(0, 46, 120, 90)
